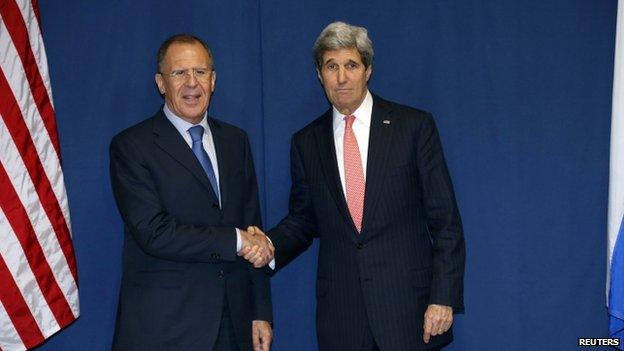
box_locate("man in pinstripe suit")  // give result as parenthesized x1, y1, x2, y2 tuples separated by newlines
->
(243, 21, 465, 351)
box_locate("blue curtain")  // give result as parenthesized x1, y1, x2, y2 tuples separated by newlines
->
(37, 0, 616, 349)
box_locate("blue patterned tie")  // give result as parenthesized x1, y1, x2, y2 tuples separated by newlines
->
(188, 125, 220, 203)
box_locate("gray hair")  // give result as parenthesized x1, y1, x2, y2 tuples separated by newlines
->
(157, 34, 214, 73)
(313, 21, 374, 69)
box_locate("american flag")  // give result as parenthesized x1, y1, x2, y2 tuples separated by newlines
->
(0, 1, 80, 350)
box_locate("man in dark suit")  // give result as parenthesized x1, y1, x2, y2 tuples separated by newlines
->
(243, 22, 465, 350)
(110, 34, 273, 351)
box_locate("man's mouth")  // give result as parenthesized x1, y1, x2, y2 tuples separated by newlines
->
(182, 93, 201, 104)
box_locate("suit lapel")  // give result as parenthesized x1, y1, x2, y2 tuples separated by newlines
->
(313, 110, 360, 238)
(152, 111, 220, 205)
(207, 117, 228, 208)
(361, 96, 395, 235)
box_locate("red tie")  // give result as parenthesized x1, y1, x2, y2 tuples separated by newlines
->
(344, 115, 365, 232)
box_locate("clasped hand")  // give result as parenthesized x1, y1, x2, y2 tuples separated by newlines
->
(238, 226, 274, 268)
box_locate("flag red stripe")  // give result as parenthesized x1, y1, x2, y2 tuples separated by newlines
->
(0, 0, 61, 159)
(0, 162, 76, 330)
(0, 2, 78, 347)
(0, 254, 45, 349)
(31, 0, 42, 33)
(0, 70, 78, 283)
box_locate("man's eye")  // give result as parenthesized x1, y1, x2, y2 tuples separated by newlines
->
(195, 69, 208, 76)
(326, 64, 337, 71)
(346, 63, 358, 69)
(171, 70, 185, 77)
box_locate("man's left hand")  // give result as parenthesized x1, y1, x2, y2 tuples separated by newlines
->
(423, 304, 453, 343)
(252, 320, 272, 351)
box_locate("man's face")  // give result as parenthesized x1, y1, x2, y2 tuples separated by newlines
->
(317, 47, 372, 115)
(155, 42, 216, 124)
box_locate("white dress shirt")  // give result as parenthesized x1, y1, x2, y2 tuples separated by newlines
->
(162, 104, 243, 251)
(333, 90, 373, 195)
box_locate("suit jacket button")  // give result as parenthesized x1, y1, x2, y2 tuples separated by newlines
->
(218, 270, 224, 278)
(212, 203, 219, 208)
(356, 243, 364, 249)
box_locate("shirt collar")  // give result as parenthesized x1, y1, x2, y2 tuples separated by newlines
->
(163, 103, 210, 135)
(332, 90, 373, 132)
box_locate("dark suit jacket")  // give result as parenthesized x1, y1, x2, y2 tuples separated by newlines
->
(109, 110, 271, 351)
(269, 95, 465, 351)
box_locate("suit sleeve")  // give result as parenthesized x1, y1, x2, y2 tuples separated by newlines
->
(267, 136, 318, 271)
(241, 135, 273, 322)
(417, 113, 465, 312)
(109, 133, 237, 263)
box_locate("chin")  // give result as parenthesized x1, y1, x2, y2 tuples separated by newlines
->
(185, 107, 206, 116)
(336, 102, 355, 111)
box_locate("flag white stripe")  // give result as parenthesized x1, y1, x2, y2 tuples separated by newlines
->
(608, 0, 624, 301)
(0, 17, 72, 236)
(15, 0, 54, 109)
(0, 299, 26, 351)
(0, 114, 78, 319)
(0, 209, 59, 338)
(0, 1, 79, 347)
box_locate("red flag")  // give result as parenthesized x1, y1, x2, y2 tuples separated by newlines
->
(0, 1, 80, 350)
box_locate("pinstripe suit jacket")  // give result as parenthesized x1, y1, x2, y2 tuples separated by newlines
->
(269, 95, 465, 351)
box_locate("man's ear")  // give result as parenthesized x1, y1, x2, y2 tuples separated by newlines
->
(155, 73, 165, 95)
(316, 68, 323, 84)
(209, 71, 216, 94)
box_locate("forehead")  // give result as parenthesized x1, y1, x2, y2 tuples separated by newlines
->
(163, 42, 212, 67)
(321, 47, 363, 64)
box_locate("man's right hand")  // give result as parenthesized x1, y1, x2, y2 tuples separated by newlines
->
(238, 226, 274, 268)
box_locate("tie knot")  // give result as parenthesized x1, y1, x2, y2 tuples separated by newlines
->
(188, 125, 205, 142)
(344, 115, 356, 129)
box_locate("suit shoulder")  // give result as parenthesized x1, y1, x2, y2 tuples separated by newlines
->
(376, 96, 432, 121)
(292, 110, 330, 141)
(209, 116, 249, 140)
(110, 114, 157, 147)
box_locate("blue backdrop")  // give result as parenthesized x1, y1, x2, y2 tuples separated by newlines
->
(36, 1, 617, 350)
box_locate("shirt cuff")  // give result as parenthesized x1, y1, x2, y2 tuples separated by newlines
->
(264, 236, 276, 269)
(236, 227, 275, 269)
(235, 228, 242, 252)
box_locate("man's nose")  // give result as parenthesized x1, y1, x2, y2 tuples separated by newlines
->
(185, 72, 199, 86)
(337, 68, 347, 84)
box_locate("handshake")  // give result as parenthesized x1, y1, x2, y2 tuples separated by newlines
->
(238, 226, 274, 268)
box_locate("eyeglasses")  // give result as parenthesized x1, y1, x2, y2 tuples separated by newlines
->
(160, 68, 213, 81)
